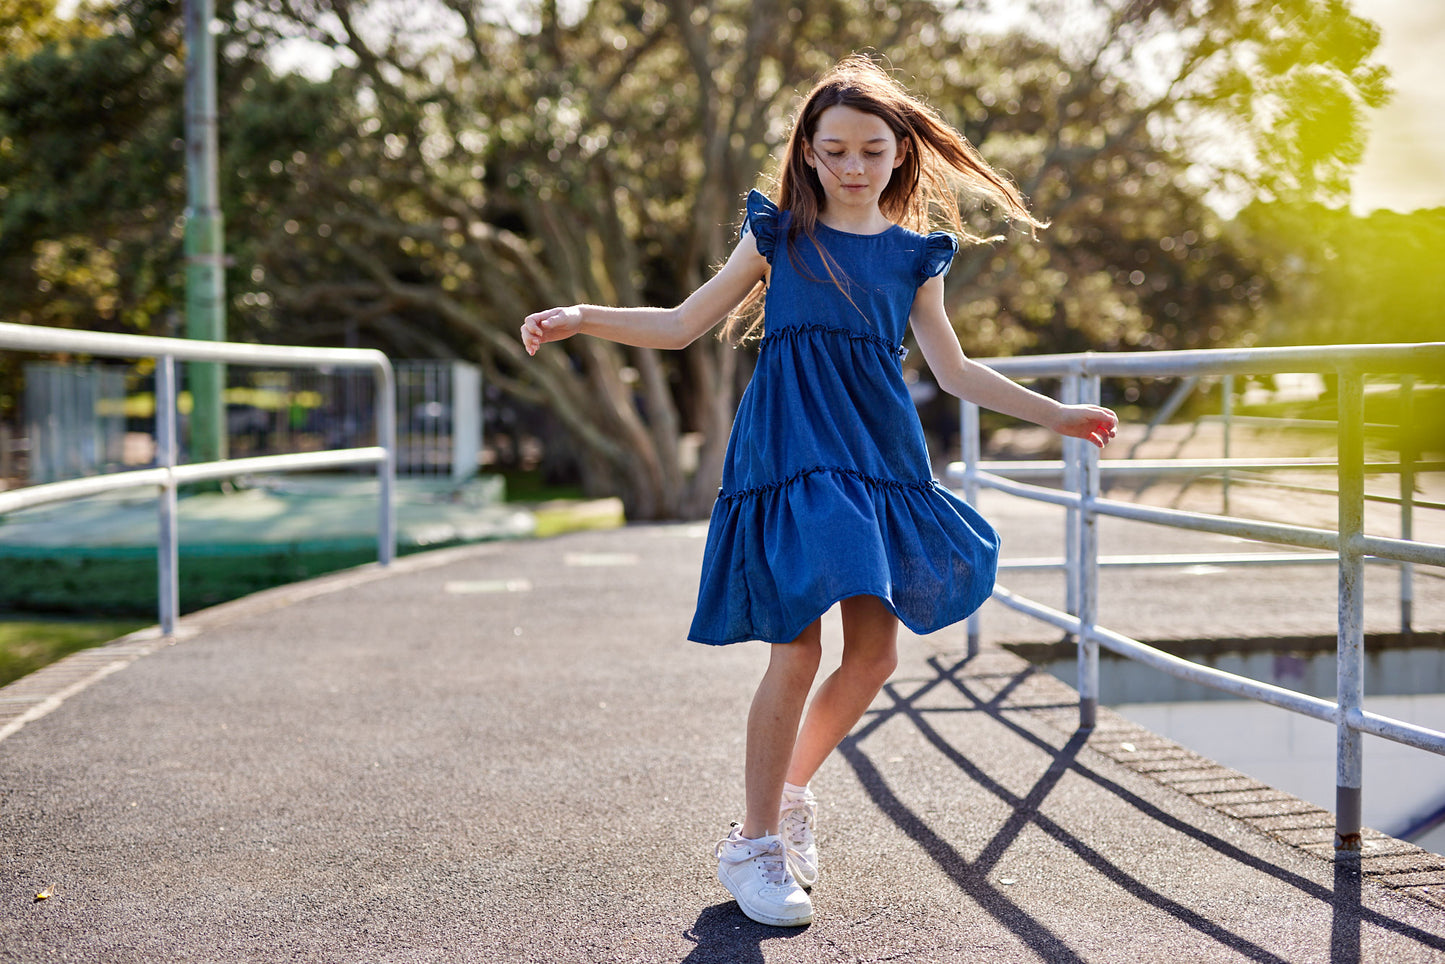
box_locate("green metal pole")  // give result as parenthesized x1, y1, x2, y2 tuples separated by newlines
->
(184, 0, 226, 463)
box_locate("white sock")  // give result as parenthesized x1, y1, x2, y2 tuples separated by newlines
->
(783, 781, 810, 797)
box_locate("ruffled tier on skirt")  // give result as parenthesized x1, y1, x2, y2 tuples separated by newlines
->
(688, 467, 999, 645)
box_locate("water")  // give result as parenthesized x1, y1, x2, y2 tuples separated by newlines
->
(1043, 646, 1445, 853)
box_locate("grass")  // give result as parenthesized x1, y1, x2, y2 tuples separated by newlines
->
(530, 497, 626, 538)
(498, 468, 625, 537)
(0, 617, 149, 688)
(0, 470, 609, 685)
(500, 468, 586, 503)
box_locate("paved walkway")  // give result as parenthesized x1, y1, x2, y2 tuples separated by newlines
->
(3, 493, 1445, 962)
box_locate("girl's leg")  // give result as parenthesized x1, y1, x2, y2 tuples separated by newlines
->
(785, 594, 899, 787)
(739, 621, 822, 839)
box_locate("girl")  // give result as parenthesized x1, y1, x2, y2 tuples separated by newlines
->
(521, 55, 1117, 928)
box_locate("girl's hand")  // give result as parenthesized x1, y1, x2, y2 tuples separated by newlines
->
(1053, 404, 1119, 449)
(521, 305, 585, 356)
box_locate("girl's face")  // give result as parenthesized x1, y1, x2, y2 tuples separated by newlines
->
(801, 104, 907, 221)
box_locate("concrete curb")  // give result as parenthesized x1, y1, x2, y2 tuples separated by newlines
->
(976, 646, 1445, 912)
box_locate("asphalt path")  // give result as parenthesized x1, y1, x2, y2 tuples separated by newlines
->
(3, 496, 1445, 962)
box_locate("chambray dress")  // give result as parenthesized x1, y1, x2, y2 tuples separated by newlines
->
(688, 191, 1000, 645)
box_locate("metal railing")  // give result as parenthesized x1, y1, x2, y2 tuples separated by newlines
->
(951, 342, 1445, 852)
(0, 322, 396, 635)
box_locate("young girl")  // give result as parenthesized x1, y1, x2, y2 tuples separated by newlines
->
(521, 55, 1117, 928)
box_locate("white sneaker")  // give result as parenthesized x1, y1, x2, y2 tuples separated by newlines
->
(780, 785, 819, 888)
(714, 825, 813, 927)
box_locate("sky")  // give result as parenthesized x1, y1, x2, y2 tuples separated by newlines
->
(1347, 0, 1445, 213)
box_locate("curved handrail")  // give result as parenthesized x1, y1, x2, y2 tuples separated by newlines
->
(0, 322, 397, 635)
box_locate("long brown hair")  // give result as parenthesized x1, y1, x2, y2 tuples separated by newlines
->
(727, 54, 1045, 342)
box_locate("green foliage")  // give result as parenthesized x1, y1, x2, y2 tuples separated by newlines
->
(0, 0, 184, 332)
(0, 0, 105, 58)
(0, 0, 361, 415)
(0, 615, 146, 687)
(0, 0, 1403, 516)
(0, 0, 353, 332)
(0, 543, 382, 616)
(901, 0, 1390, 358)
(1236, 202, 1445, 347)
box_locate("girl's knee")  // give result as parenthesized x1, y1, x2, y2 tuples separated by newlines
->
(859, 645, 899, 681)
(839, 640, 897, 687)
(839, 595, 899, 670)
(769, 630, 822, 677)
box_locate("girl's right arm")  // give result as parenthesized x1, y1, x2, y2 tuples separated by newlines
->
(521, 233, 769, 355)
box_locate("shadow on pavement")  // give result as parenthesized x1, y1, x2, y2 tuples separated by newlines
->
(1331, 857, 1362, 964)
(680, 902, 810, 962)
(839, 654, 1445, 964)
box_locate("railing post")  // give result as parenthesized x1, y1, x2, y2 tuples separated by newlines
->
(1078, 374, 1102, 730)
(1063, 375, 1082, 627)
(1221, 374, 1233, 515)
(1336, 370, 1365, 852)
(156, 355, 180, 636)
(961, 398, 982, 658)
(1400, 374, 1415, 637)
(376, 360, 397, 566)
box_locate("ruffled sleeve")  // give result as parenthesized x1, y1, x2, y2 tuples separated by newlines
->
(740, 190, 780, 263)
(918, 232, 959, 284)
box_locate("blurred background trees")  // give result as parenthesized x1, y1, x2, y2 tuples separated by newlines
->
(1, 0, 1434, 517)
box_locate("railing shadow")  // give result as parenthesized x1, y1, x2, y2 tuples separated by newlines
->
(838, 652, 1445, 963)
(1331, 856, 1363, 964)
(837, 730, 1090, 962)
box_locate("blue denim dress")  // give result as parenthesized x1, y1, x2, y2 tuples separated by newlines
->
(688, 191, 1000, 645)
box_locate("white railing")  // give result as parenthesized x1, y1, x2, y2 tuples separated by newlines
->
(0, 322, 396, 635)
(950, 342, 1445, 853)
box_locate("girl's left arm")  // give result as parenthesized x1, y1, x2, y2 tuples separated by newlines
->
(910, 274, 1118, 448)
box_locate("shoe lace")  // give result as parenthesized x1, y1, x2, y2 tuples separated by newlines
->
(751, 838, 790, 886)
(717, 832, 792, 886)
(779, 798, 814, 848)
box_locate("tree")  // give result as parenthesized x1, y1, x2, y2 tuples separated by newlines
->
(247, 0, 986, 518)
(1, 0, 1391, 516)
(0, 0, 370, 418)
(1234, 202, 1445, 348)
(289, 0, 1387, 515)
(908, 0, 1390, 357)
(0, 0, 174, 415)
(0, 0, 103, 56)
